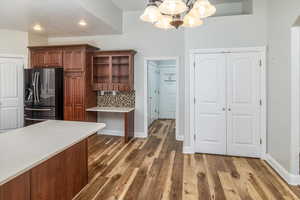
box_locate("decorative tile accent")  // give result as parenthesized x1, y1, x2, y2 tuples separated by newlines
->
(97, 91, 135, 108)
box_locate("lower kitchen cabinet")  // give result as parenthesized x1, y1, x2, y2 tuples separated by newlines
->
(0, 140, 88, 200)
(0, 172, 30, 200)
(64, 72, 85, 121)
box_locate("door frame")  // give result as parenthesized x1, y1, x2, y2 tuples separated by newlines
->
(0, 54, 25, 132)
(144, 57, 181, 140)
(188, 47, 267, 158)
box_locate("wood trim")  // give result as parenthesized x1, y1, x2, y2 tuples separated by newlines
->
(93, 50, 136, 55)
(28, 44, 99, 50)
(124, 111, 134, 143)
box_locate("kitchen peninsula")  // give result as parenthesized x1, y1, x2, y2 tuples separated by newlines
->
(0, 120, 105, 200)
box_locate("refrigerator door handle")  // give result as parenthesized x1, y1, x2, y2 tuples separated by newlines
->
(33, 72, 37, 103)
(36, 72, 40, 103)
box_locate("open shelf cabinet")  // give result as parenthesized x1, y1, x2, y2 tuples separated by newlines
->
(91, 50, 136, 91)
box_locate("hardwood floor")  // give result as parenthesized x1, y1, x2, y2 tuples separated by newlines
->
(73, 120, 300, 200)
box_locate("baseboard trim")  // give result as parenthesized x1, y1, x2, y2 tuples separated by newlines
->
(134, 131, 147, 138)
(98, 130, 148, 138)
(264, 154, 300, 185)
(176, 134, 184, 141)
(98, 129, 123, 136)
(183, 146, 194, 154)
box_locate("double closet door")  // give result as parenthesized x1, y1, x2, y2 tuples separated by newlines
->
(194, 52, 262, 158)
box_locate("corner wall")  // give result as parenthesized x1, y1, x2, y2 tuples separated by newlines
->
(267, 0, 300, 176)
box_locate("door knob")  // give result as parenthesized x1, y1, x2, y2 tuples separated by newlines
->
(228, 108, 231, 111)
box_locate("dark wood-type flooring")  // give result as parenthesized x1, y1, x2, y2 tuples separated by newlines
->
(73, 120, 300, 200)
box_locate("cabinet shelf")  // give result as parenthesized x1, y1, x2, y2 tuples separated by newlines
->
(94, 63, 110, 65)
(91, 50, 136, 91)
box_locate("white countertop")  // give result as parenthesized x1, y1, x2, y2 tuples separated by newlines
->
(0, 120, 105, 186)
(86, 107, 135, 113)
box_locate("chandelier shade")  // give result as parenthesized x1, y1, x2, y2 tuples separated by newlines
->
(158, 0, 188, 15)
(155, 15, 174, 29)
(140, 4, 162, 23)
(141, 0, 216, 29)
(193, 0, 216, 18)
(183, 13, 203, 27)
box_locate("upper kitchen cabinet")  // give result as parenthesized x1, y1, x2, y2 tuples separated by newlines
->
(63, 47, 86, 72)
(28, 44, 99, 69)
(29, 48, 62, 67)
(91, 50, 136, 91)
(28, 44, 99, 123)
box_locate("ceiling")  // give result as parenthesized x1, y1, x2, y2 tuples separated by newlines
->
(0, 0, 122, 37)
(111, 0, 244, 11)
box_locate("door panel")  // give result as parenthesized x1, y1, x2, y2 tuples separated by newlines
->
(46, 49, 62, 66)
(0, 59, 22, 131)
(74, 105, 85, 121)
(64, 73, 85, 121)
(0, 108, 19, 130)
(73, 75, 85, 105)
(227, 53, 261, 157)
(159, 68, 176, 119)
(31, 50, 46, 67)
(148, 63, 159, 126)
(195, 54, 227, 155)
(63, 48, 85, 72)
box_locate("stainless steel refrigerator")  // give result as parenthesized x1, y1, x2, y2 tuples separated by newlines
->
(24, 68, 63, 126)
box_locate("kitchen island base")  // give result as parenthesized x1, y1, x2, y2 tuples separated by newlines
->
(0, 139, 89, 200)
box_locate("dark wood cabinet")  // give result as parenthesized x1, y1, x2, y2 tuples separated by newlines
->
(30, 140, 87, 200)
(28, 44, 98, 122)
(0, 172, 30, 200)
(91, 50, 136, 91)
(0, 139, 88, 200)
(29, 48, 62, 67)
(63, 47, 85, 72)
(64, 72, 85, 121)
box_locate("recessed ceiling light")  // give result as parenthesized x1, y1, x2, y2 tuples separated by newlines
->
(33, 24, 43, 31)
(78, 20, 87, 26)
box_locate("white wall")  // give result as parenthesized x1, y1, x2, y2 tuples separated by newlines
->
(184, 0, 267, 148)
(0, 29, 28, 56)
(267, 0, 300, 175)
(47, 0, 300, 178)
(48, 11, 185, 137)
(28, 33, 48, 46)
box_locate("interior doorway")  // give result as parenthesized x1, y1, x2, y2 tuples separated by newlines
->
(144, 57, 179, 139)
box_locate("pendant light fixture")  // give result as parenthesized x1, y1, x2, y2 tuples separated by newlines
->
(159, 0, 188, 15)
(183, 13, 203, 27)
(140, 0, 216, 29)
(155, 15, 174, 29)
(140, 1, 162, 23)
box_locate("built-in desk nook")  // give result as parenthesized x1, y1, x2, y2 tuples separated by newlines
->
(86, 107, 135, 143)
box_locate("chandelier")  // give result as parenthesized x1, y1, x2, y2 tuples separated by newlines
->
(140, 0, 216, 29)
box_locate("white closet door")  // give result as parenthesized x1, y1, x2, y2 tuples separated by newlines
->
(194, 54, 227, 155)
(148, 64, 159, 126)
(0, 58, 23, 132)
(227, 53, 261, 157)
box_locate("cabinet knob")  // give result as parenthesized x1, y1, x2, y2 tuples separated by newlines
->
(228, 108, 231, 111)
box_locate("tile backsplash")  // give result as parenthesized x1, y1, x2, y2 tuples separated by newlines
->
(97, 91, 135, 108)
